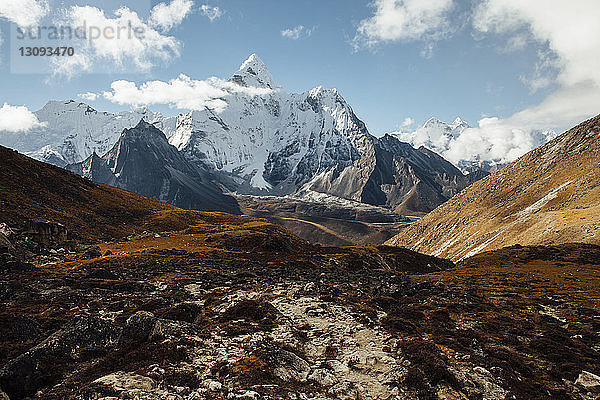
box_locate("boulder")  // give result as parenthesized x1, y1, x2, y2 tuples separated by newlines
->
(308, 368, 338, 387)
(119, 311, 157, 345)
(80, 245, 102, 260)
(575, 371, 600, 390)
(259, 343, 310, 383)
(329, 381, 359, 400)
(0, 316, 118, 399)
(94, 371, 156, 392)
(24, 221, 68, 245)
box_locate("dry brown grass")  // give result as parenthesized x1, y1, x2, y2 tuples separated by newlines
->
(388, 114, 600, 261)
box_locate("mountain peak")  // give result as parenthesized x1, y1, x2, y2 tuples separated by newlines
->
(423, 117, 444, 127)
(231, 53, 278, 89)
(134, 118, 152, 129)
(451, 117, 468, 129)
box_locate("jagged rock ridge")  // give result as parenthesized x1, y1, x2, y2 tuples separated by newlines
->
(68, 120, 240, 215)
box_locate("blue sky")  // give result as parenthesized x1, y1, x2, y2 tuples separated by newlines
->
(0, 0, 555, 134)
(0, 0, 598, 148)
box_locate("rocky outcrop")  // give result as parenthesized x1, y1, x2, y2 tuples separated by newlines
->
(0, 316, 120, 399)
(24, 221, 68, 245)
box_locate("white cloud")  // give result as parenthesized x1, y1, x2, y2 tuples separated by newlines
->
(518, 49, 559, 93)
(103, 74, 274, 113)
(200, 5, 222, 21)
(442, 120, 557, 166)
(401, 117, 414, 127)
(52, 5, 183, 78)
(354, 0, 454, 48)
(149, 0, 194, 31)
(281, 25, 314, 40)
(473, 0, 600, 88)
(0, 103, 46, 132)
(459, 0, 600, 165)
(0, 0, 48, 27)
(78, 92, 100, 101)
(396, 82, 600, 166)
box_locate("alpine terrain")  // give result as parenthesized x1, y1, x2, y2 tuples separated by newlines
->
(2, 142, 600, 400)
(387, 114, 600, 261)
(167, 54, 482, 214)
(0, 55, 488, 216)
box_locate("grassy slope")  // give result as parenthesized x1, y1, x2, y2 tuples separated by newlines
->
(387, 114, 600, 261)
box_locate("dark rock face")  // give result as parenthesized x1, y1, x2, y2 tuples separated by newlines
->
(67, 152, 117, 187)
(0, 231, 34, 273)
(308, 135, 475, 214)
(120, 311, 157, 345)
(0, 316, 119, 399)
(23, 221, 68, 245)
(67, 120, 241, 215)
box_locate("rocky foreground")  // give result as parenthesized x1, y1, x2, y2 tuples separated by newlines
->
(1, 221, 600, 400)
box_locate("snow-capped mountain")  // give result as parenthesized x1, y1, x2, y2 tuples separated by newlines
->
(391, 117, 476, 171)
(2, 54, 487, 214)
(67, 120, 240, 214)
(0, 100, 176, 166)
(169, 54, 369, 194)
(391, 117, 556, 174)
(167, 54, 478, 213)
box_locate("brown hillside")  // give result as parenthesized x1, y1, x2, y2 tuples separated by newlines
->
(0, 146, 254, 241)
(387, 114, 600, 260)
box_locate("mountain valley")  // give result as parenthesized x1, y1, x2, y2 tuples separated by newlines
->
(1, 42, 600, 400)
(0, 55, 489, 221)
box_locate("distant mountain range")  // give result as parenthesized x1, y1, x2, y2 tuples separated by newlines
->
(387, 114, 600, 260)
(1, 101, 176, 167)
(0, 55, 490, 214)
(391, 116, 557, 174)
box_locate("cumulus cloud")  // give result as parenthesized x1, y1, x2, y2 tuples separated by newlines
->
(401, 117, 414, 127)
(78, 92, 100, 101)
(456, 0, 600, 164)
(281, 25, 314, 40)
(0, 103, 46, 132)
(103, 75, 274, 113)
(0, 0, 48, 27)
(443, 121, 557, 166)
(149, 0, 194, 31)
(473, 0, 600, 88)
(353, 0, 454, 48)
(51, 4, 187, 78)
(394, 116, 556, 166)
(200, 5, 222, 21)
